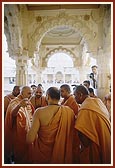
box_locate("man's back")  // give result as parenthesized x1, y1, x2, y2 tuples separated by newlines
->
(30, 105, 74, 164)
(36, 104, 60, 126)
(27, 86, 75, 164)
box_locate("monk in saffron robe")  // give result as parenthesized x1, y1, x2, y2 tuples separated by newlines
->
(4, 86, 35, 164)
(60, 84, 80, 163)
(60, 84, 79, 116)
(4, 86, 20, 118)
(30, 85, 47, 109)
(26, 87, 75, 164)
(74, 85, 111, 164)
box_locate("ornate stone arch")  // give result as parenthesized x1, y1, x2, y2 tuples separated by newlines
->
(28, 13, 95, 57)
(44, 47, 76, 67)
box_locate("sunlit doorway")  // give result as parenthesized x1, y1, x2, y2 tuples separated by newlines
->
(41, 52, 80, 90)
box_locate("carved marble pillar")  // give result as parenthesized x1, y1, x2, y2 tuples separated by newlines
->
(16, 57, 28, 86)
(90, 5, 111, 99)
(97, 47, 110, 99)
(96, 19, 111, 98)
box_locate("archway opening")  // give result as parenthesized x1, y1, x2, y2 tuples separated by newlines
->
(41, 52, 80, 90)
(48, 52, 74, 68)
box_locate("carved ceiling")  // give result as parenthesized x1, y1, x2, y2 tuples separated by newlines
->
(48, 27, 76, 37)
(4, 3, 110, 60)
(26, 4, 100, 46)
(42, 26, 82, 45)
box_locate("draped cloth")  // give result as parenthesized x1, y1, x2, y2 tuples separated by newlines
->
(33, 106, 74, 164)
(61, 95, 78, 115)
(75, 97, 111, 164)
(4, 97, 34, 164)
(4, 94, 16, 117)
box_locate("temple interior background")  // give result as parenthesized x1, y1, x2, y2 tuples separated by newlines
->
(3, 3, 112, 100)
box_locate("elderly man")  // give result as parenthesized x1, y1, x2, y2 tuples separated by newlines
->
(26, 87, 75, 164)
(4, 86, 35, 164)
(73, 85, 111, 164)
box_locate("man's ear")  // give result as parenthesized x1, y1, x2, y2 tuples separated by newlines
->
(46, 94, 50, 101)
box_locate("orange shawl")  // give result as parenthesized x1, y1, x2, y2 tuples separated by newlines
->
(33, 106, 74, 164)
(4, 97, 34, 164)
(61, 95, 78, 115)
(75, 97, 111, 164)
(4, 94, 15, 117)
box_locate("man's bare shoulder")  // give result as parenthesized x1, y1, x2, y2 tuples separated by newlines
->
(34, 105, 51, 125)
(34, 106, 48, 116)
(37, 105, 48, 111)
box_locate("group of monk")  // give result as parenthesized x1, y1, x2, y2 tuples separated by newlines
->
(4, 82, 111, 164)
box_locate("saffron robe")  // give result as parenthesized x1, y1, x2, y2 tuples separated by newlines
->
(4, 97, 35, 164)
(4, 94, 16, 117)
(33, 106, 74, 164)
(61, 95, 79, 115)
(75, 97, 111, 164)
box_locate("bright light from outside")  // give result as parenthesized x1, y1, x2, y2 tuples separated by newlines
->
(47, 52, 73, 67)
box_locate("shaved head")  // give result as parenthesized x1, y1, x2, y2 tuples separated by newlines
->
(21, 86, 32, 99)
